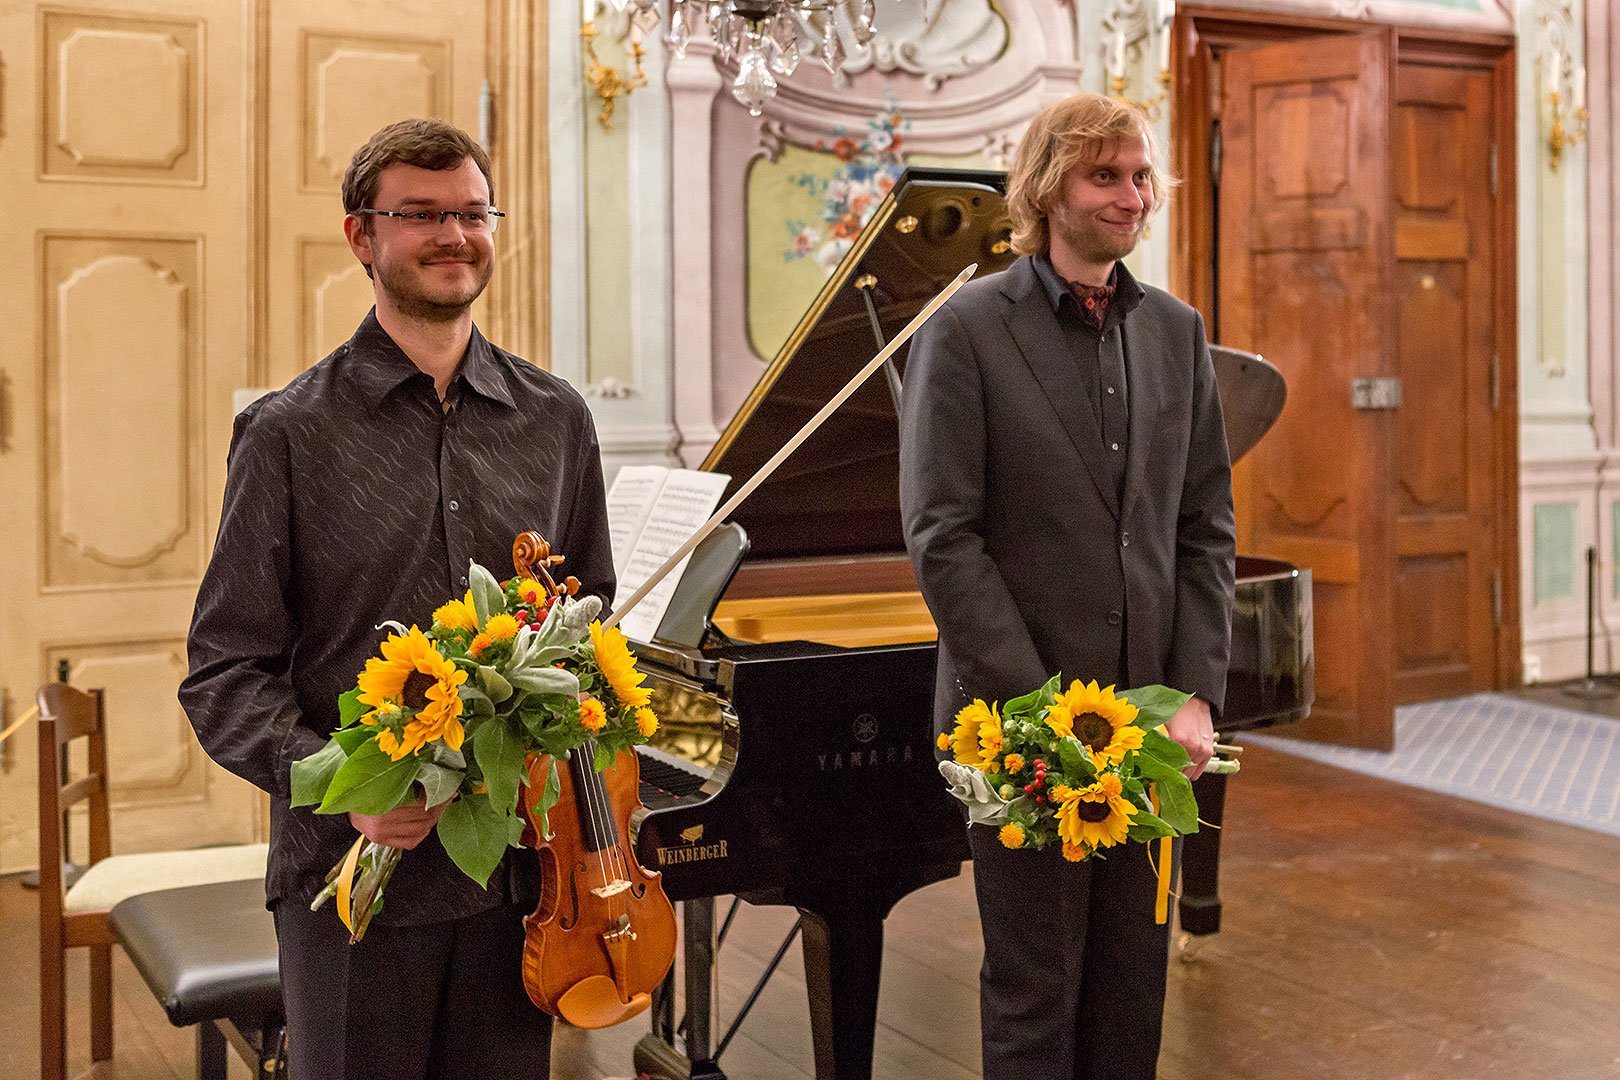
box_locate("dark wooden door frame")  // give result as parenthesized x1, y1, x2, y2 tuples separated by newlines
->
(1168, 4, 1522, 691)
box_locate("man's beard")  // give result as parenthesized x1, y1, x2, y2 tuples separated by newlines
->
(1051, 212, 1141, 267)
(374, 254, 493, 322)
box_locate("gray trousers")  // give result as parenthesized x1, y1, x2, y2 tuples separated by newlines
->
(969, 824, 1177, 1080)
(273, 899, 553, 1079)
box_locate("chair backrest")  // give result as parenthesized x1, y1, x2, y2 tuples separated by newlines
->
(36, 684, 111, 910)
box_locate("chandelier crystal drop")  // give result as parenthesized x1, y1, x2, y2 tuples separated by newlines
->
(601, 0, 897, 116)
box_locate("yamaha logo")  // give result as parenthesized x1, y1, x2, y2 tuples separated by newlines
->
(853, 714, 879, 743)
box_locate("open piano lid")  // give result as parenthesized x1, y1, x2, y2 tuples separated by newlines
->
(701, 167, 1015, 561)
(699, 168, 1286, 569)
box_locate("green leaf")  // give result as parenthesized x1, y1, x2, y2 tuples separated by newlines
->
(469, 562, 505, 627)
(317, 740, 420, 815)
(1126, 806, 1173, 841)
(507, 810, 528, 849)
(333, 725, 377, 753)
(592, 742, 615, 773)
(436, 794, 508, 887)
(1122, 685, 1193, 729)
(337, 688, 369, 728)
(1002, 688, 1042, 718)
(508, 666, 579, 696)
(478, 665, 513, 703)
(1140, 726, 1193, 772)
(290, 739, 347, 808)
(529, 759, 562, 841)
(429, 742, 466, 771)
(416, 760, 463, 808)
(1129, 753, 1199, 834)
(1056, 736, 1091, 780)
(472, 715, 528, 816)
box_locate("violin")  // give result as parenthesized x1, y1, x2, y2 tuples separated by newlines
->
(510, 532, 677, 1029)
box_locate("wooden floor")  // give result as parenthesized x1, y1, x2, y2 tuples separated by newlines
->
(7, 738, 1620, 1079)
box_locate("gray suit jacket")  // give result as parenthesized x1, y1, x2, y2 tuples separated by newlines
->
(899, 255, 1235, 734)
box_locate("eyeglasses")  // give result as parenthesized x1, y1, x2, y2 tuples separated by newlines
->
(355, 207, 505, 233)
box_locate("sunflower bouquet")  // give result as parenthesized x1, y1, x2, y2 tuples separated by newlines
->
(938, 677, 1218, 867)
(289, 559, 657, 942)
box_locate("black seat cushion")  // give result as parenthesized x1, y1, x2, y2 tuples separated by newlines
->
(108, 878, 282, 1027)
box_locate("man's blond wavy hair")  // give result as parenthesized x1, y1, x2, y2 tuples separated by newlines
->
(1006, 94, 1175, 257)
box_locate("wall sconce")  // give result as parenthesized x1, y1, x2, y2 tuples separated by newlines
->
(582, 15, 648, 131)
(1105, 19, 1171, 122)
(1545, 50, 1587, 172)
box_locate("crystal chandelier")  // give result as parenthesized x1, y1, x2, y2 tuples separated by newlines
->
(599, 0, 912, 116)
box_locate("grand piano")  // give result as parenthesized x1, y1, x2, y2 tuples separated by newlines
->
(624, 168, 1313, 1080)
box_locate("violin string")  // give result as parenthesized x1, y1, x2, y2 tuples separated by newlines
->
(580, 737, 630, 927)
(576, 742, 613, 899)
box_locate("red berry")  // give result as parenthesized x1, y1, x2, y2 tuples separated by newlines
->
(1023, 783, 1034, 794)
(1037, 795, 1046, 804)
(1034, 779, 1044, 789)
(515, 610, 529, 622)
(529, 622, 542, 631)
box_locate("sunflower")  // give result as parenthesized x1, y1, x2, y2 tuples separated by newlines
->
(579, 697, 607, 732)
(1055, 773, 1136, 852)
(589, 621, 652, 708)
(484, 613, 519, 642)
(433, 591, 478, 634)
(1046, 680, 1144, 767)
(998, 823, 1026, 849)
(355, 626, 468, 760)
(949, 700, 998, 767)
(635, 706, 659, 737)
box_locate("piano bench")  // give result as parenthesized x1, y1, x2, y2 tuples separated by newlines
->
(108, 878, 285, 1080)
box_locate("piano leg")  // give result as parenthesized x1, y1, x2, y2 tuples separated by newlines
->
(634, 897, 728, 1080)
(799, 906, 884, 1080)
(1177, 769, 1229, 935)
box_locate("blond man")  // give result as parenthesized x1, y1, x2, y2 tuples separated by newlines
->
(900, 94, 1234, 1078)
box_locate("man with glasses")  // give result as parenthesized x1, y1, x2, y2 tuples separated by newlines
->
(182, 118, 612, 1078)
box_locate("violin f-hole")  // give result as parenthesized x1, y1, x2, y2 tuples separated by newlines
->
(561, 860, 586, 931)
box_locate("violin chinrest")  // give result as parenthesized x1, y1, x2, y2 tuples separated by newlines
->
(556, 976, 651, 1030)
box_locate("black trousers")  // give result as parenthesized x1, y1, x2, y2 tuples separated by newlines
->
(969, 824, 1177, 1080)
(273, 899, 553, 1079)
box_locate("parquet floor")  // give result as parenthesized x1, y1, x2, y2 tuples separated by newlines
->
(6, 739, 1619, 1079)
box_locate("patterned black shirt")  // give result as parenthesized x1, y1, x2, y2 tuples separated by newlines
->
(180, 311, 615, 925)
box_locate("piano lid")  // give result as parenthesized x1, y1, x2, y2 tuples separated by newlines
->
(700, 168, 1290, 561)
(702, 167, 1016, 562)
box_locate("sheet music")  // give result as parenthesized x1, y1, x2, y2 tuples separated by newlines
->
(606, 465, 669, 574)
(610, 469, 731, 643)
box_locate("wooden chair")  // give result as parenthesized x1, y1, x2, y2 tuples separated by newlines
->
(37, 683, 268, 1080)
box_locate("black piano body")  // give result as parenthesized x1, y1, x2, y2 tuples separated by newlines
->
(624, 169, 1313, 1079)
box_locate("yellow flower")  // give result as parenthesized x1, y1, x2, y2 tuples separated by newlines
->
(485, 613, 519, 642)
(1003, 753, 1025, 775)
(580, 697, 607, 732)
(635, 706, 659, 737)
(433, 591, 478, 633)
(949, 699, 1002, 768)
(1046, 680, 1144, 767)
(1061, 841, 1086, 862)
(999, 823, 1026, 849)
(1055, 773, 1136, 852)
(516, 578, 544, 606)
(469, 632, 493, 659)
(590, 621, 652, 709)
(936, 732, 951, 752)
(355, 626, 467, 760)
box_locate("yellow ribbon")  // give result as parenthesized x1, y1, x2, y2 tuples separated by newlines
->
(335, 834, 365, 934)
(1151, 786, 1172, 925)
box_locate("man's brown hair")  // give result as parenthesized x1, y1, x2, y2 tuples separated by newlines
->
(1005, 94, 1174, 257)
(342, 118, 494, 220)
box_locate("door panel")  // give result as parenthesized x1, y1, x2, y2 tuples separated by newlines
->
(1391, 63, 1499, 705)
(1220, 32, 1397, 749)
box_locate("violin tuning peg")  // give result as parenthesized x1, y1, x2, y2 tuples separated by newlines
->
(564, 576, 580, 595)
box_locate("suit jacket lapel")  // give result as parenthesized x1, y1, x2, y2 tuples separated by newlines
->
(1119, 310, 1167, 526)
(998, 259, 1121, 520)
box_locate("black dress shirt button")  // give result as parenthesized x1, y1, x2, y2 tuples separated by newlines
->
(1111, 442, 1120, 451)
(449, 499, 460, 512)
(1107, 610, 1122, 626)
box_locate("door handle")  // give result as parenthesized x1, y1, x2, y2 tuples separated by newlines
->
(0, 367, 13, 453)
(1350, 377, 1401, 410)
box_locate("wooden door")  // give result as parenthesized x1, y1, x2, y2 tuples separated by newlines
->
(0, 0, 260, 868)
(0, 0, 490, 872)
(1390, 63, 1501, 704)
(1219, 32, 1398, 749)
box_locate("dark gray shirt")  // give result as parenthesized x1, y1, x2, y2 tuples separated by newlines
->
(181, 311, 615, 925)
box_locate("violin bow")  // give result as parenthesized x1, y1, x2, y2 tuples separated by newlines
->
(602, 262, 978, 633)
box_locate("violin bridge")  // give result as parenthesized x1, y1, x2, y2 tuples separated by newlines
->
(591, 878, 632, 899)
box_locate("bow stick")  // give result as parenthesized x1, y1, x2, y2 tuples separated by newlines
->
(603, 262, 978, 632)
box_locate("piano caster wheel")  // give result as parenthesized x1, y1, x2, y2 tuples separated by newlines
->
(1174, 929, 1207, 963)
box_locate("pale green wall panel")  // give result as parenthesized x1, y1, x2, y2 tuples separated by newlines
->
(1534, 503, 1577, 606)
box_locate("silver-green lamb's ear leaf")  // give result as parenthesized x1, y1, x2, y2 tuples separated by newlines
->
(557, 595, 602, 637)
(468, 561, 505, 626)
(478, 665, 513, 703)
(508, 666, 580, 696)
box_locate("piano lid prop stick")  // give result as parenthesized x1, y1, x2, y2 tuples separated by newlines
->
(603, 262, 979, 632)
